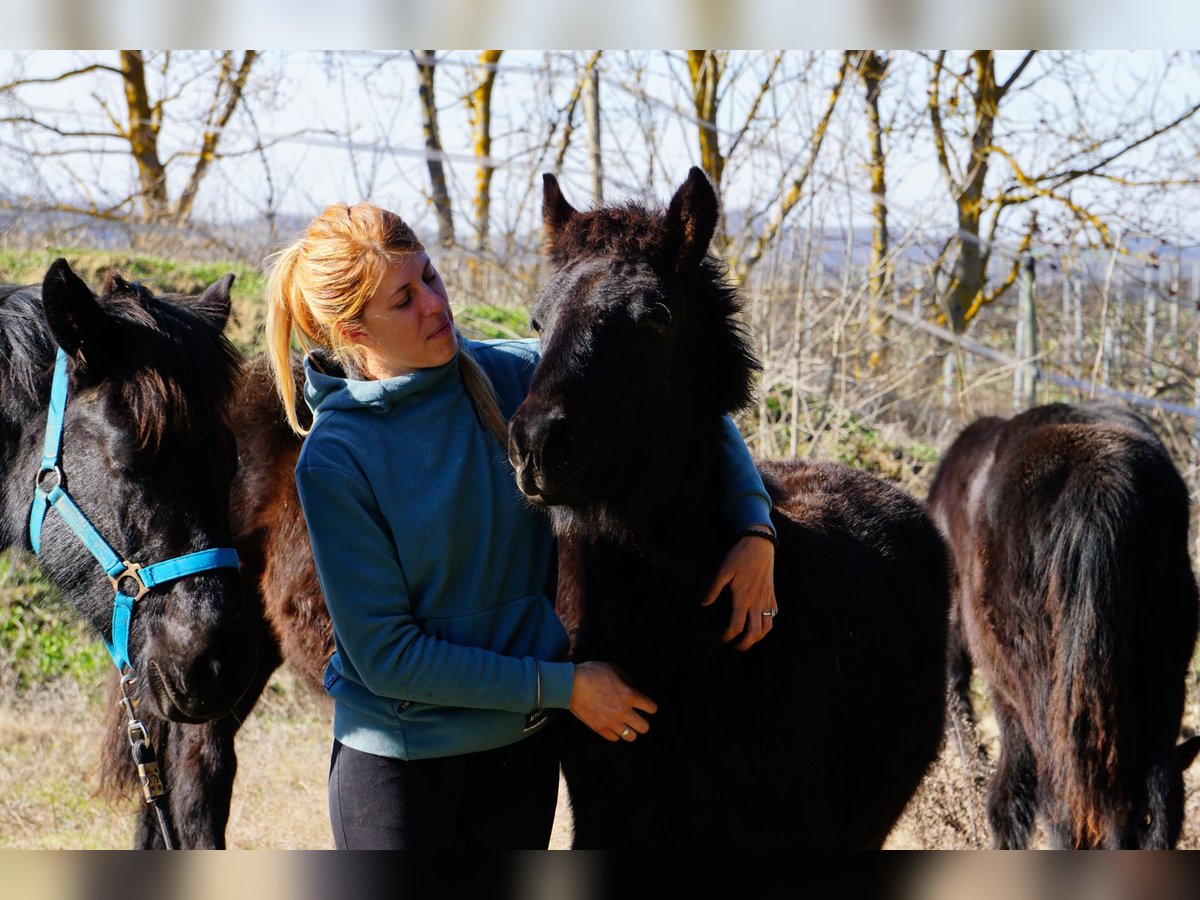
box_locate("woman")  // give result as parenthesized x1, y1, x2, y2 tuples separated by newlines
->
(264, 202, 777, 849)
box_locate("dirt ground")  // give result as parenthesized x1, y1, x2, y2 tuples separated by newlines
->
(3, 665, 1199, 849)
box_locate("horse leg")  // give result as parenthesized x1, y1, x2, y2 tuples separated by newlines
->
(986, 693, 1038, 849)
(131, 637, 281, 849)
(944, 601, 990, 846)
(947, 598, 976, 723)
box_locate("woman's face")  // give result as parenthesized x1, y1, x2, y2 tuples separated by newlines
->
(350, 252, 457, 379)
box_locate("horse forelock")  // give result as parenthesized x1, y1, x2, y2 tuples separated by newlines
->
(97, 282, 242, 452)
(546, 202, 666, 266)
(545, 203, 757, 418)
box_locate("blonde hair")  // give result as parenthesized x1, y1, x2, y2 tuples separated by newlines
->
(264, 202, 507, 443)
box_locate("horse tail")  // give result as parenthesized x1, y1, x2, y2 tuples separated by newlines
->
(1045, 454, 1138, 847)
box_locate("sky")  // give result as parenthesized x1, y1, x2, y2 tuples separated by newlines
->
(4, 48, 1198, 264)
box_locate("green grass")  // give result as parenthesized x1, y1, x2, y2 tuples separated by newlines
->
(0, 551, 107, 694)
(0, 247, 268, 353)
(456, 303, 534, 341)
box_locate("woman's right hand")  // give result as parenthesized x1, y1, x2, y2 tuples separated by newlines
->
(569, 661, 658, 742)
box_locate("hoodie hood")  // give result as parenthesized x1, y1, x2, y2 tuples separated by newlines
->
(303, 349, 461, 415)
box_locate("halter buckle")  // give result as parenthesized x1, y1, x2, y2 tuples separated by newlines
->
(35, 466, 62, 494)
(109, 561, 150, 601)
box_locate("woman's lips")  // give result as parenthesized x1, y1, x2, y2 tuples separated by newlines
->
(429, 319, 451, 339)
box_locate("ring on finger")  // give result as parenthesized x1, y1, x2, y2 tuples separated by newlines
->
(619, 725, 633, 739)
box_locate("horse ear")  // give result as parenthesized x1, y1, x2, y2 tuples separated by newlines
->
(542, 173, 579, 249)
(194, 273, 235, 331)
(41, 258, 116, 366)
(663, 166, 719, 273)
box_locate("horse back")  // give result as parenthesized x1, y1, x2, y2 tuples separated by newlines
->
(759, 459, 951, 846)
(943, 403, 1199, 845)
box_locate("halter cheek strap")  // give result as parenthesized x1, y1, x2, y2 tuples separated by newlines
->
(29, 347, 241, 671)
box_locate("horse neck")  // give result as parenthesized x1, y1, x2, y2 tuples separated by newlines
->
(563, 406, 730, 569)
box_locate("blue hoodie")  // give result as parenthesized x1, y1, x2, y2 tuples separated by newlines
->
(296, 338, 772, 760)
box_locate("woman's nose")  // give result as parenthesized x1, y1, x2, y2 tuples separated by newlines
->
(420, 285, 447, 314)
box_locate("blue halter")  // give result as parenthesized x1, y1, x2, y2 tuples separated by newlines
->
(29, 347, 241, 671)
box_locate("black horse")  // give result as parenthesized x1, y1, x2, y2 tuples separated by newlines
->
(0, 259, 256, 847)
(927, 402, 1200, 848)
(505, 168, 951, 848)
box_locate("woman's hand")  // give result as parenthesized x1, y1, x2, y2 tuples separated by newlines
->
(700, 531, 777, 650)
(569, 661, 658, 742)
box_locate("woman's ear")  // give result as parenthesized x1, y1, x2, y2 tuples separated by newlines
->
(338, 321, 376, 348)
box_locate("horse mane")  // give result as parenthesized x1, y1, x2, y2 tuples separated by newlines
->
(546, 200, 759, 418)
(0, 284, 57, 400)
(1, 272, 242, 452)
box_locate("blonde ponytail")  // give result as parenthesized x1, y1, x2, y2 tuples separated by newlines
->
(456, 330, 509, 447)
(264, 243, 313, 434)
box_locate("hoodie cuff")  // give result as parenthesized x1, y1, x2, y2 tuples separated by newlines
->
(727, 493, 775, 537)
(538, 660, 576, 710)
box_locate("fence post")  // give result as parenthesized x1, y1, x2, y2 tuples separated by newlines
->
(1014, 253, 1039, 411)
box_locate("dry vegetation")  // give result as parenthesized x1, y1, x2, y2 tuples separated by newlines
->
(4, 653, 1200, 849)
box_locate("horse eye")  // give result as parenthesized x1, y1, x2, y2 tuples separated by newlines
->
(640, 304, 671, 333)
(529, 317, 542, 333)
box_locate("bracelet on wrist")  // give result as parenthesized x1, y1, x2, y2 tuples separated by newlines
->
(738, 527, 778, 548)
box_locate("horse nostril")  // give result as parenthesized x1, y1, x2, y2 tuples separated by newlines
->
(532, 414, 568, 464)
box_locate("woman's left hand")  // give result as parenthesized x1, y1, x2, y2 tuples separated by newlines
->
(700, 531, 777, 650)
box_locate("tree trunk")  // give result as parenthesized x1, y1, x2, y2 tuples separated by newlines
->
(415, 50, 454, 248)
(583, 57, 603, 204)
(851, 51, 891, 369)
(469, 50, 503, 256)
(687, 50, 727, 253)
(119, 51, 169, 221)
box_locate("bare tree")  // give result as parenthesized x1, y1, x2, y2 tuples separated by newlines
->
(468, 50, 503, 256)
(582, 53, 603, 204)
(928, 51, 1037, 333)
(848, 50, 892, 368)
(1, 51, 260, 224)
(925, 50, 1200, 333)
(731, 53, 850, 285)
(414, 50, 454, 248)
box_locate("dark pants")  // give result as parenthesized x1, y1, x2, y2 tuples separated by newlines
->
(327, 727, 559, 849)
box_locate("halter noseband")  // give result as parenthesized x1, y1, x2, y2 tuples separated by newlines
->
(28, 347, 240, 672)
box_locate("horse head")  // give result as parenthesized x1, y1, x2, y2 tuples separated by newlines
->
(3, 258, 255, 723)
(508, 168, 757, 522)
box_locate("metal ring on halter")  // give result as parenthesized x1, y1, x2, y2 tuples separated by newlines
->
(620, 725, 633, 739)
(35, 466, 63, 493)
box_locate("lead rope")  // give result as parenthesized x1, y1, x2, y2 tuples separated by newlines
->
(118, 672, 175, 849)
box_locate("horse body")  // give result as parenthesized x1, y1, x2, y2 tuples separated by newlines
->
(508, 168, 950, 848)
(927, 402, 1200, 848)
(0, 260, 256, 847)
